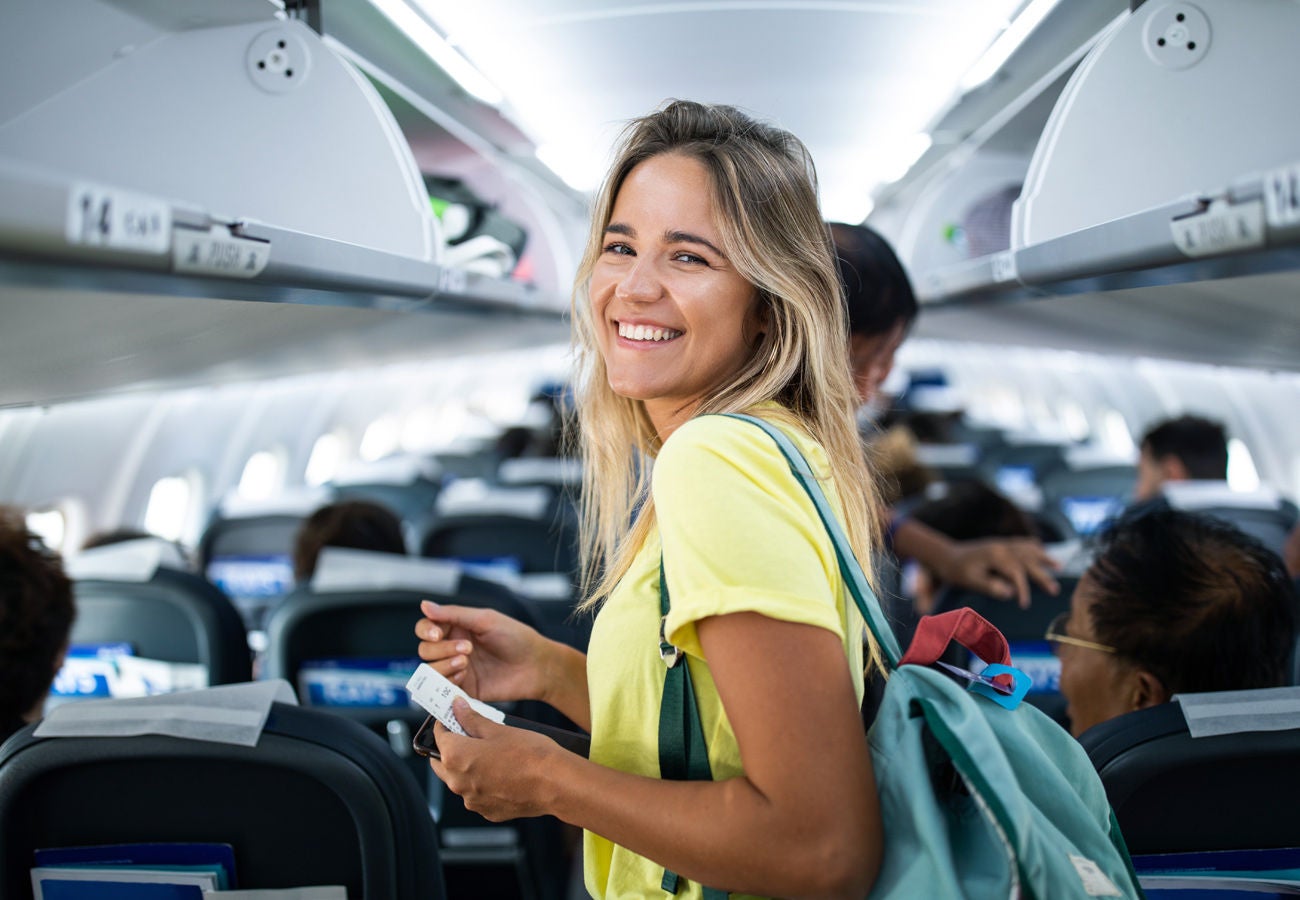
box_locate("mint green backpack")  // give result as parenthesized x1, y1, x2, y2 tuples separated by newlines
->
(657, 414, 1145, 899)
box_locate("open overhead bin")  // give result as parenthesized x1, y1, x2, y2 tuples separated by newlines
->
(0, 0, 564, 315)
(888, 0, 1300, 372)
(900, 0, 1300, 304)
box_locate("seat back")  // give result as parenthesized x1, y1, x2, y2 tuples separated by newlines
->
(72, 569, 252, 685)
(421, 483, 587, 650)
(199, 512, 304, 628)
(1161, 482, 1299, 559)
(261, 549, 570, 900)
(0, 701, 444, 899)
(1038, 464, 1136, 540)
(1080, 693, 1300, 855)
(64, 539, 252, 688)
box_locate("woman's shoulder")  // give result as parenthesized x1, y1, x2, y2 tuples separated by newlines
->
(658, 407, 821, 476)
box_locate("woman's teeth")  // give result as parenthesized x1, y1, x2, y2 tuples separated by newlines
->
(618, 323, 682, 342)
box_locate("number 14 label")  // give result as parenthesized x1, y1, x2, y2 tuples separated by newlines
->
(67, 182, 171, 254)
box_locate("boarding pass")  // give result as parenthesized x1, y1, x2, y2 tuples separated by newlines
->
(406, 663, 506, 735)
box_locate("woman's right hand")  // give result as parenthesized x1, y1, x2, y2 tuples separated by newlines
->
(414, 600, 548, 703)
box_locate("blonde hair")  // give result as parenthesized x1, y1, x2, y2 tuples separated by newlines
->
(571, 100, 885, 672)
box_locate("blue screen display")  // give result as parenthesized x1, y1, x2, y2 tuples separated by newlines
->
(996, 464, 1037, 496)
(206, 554, 294, 599)
(298, 657, 423, 708)
(1060, 495, 1125, 536)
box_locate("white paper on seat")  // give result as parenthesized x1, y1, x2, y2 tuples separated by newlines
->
(515, 572, 574, 602)
(33, 680, 297, 747)
(1177, 686, 1300, 738)
(66, 538, 188, 582)
(497, 457, 582, 487)
(331, 453, 440, 486)
(311, 547, 461, 595)
(1163, 480, 1282, 510)
(435, 479, 551, 519)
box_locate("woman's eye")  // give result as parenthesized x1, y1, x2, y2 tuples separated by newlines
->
(672, 252, 707, 265)
(603, 242, 633, 256)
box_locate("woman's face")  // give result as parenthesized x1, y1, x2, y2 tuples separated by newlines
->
(1056, 573, 1133, 737)
(589, 152, 764, 438)
(848, 320, 908, 407)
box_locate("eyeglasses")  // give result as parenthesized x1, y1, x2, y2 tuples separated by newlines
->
(1045, 611, 1117, 655)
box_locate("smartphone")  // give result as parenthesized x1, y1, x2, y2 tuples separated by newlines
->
(412, 713, 592, 760)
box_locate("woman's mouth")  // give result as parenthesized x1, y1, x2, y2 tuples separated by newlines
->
(617, 322, 683, 342)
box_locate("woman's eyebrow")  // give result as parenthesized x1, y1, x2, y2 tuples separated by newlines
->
(664, 230, 727, 259)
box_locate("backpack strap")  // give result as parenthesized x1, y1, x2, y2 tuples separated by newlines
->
(657, 556, 728, 900)
(721, 413, 903, 670)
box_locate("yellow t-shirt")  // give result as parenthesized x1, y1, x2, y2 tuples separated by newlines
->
(583, 409, 866, 899)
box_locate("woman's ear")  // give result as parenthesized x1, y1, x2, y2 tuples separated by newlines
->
(1128, 669, 1170, 711)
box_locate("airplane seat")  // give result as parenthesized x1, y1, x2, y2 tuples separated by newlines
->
(198, 500, 322, 630)
(1078, 690, 1300, 855)
(0, 694, 444, 899)
(420, 480, 588, 651)
(976, 442, 1070, 512)
(1038, 463, 1137, 541)
(261, 549, 569, 900)
(66, 538, 252, 686)
(1160, 482, 1299, 560)
(328, 453, 443, 554)
(931, 576, 1080, 727)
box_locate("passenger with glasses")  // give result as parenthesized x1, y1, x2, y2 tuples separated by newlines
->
(1047, 506, 1297, 738)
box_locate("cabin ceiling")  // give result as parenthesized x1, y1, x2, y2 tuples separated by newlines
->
(406, 0, 1124, 221)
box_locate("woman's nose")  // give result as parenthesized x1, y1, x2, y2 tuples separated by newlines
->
(614, 258, 663, 303)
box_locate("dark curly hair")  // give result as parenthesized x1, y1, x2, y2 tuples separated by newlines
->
(0, 506, 75, 727)
(1088, 506, 1297, 695)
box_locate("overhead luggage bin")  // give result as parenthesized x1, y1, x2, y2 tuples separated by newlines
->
(1016, 0, 1300, 247)
(897, 0, 1300, 372)
(0, 0, 559, 315)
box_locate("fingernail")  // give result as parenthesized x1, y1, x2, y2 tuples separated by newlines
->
(452, 697, 468, 711)
(428, 627, 441, 641)
(456, 641, 471, 654)
(451, 656, 466, 669)
(421, 599, 441, 614)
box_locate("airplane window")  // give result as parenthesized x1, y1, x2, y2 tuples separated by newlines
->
(143, 475, 193, 542)
(1058, 400, 1091, 441)
(1101, 410, 1136, 457)
(26, 508, 65, 553)
(401, 406, 442, 453)
(360, 414, 401, 461)
(238, 449, 285, 500)
(305, 432, 348, 486)
(985, 385, 1027, 430)
(1227, 438, 1261, 492)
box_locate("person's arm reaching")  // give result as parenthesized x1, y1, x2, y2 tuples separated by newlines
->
(891, 516, 1059, 609)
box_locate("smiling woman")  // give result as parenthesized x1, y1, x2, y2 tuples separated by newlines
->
(590, 153, 765, 437)
(416, 99, 887, 899)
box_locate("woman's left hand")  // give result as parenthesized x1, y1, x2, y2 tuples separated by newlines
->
(428, 698, 561, 822)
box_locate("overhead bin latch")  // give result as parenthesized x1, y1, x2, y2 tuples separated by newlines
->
(172, 223, 271, 278)
(1170, 196, 1265, 259)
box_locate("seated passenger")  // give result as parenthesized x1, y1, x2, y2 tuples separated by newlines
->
(292, 499, 406, 582)
(0, 506, 76, 743)
(829, 221, 1058, 606)
(907, 480, 1038, 614)
(1133, 413, 1228, 501)
(1050, 506, 1297, 738)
